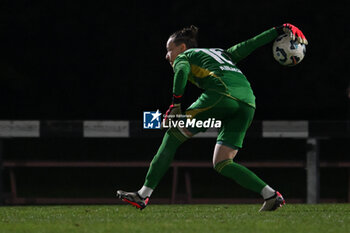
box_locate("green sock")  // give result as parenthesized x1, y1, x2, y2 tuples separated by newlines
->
(144, 128, 188, 189)
(214, 159, 267, 193)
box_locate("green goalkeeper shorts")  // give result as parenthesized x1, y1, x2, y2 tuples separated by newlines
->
(184, 91, 255, 149)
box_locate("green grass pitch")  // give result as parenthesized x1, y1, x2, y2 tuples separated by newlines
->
(0, 204, 349, 233)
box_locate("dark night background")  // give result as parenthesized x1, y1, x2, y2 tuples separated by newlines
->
(0, 1, 349, 121)
(0, 1, 349, 204)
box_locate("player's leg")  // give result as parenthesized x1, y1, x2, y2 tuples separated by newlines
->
(212, 98, 285, 211)
(213, 143, 271, 196)
(142, 127, 189, 191)
(185, 92, 275, 196)
(117, 126, 190, 209)
(212, 144, 285, 211)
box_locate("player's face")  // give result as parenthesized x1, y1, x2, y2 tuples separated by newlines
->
(166, 38, 186, 66)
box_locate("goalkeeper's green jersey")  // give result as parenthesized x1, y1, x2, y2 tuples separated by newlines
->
(172, 27, 278, 108)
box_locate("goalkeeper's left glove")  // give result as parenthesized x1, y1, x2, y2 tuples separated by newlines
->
(162, 94, 182, 127)
(276, 23, 308, 45)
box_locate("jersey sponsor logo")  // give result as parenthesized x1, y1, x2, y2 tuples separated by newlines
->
(143, 110, 162, 129)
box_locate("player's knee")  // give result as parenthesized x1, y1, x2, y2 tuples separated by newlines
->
(212, 143, 238, 167)
(213, 159, 234, 173)
(213, 157, 230, 170)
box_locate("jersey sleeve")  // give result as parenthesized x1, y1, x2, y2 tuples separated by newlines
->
(172, 54, 191, 97)
(226, 27, 278, 63)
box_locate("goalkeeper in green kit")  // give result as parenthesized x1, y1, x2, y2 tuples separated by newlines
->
(117, 23, 308, 211)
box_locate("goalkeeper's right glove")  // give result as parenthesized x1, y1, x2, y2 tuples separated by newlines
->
(276, 23, 308, 45)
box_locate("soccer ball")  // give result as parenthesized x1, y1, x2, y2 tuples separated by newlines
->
(272, 34, 306, 66)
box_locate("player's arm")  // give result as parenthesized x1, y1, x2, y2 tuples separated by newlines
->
(172, 56, 190, 102)
(226, 27, 278, 63)
(163, 55, 191, 124)
(227, 24, 308, 63)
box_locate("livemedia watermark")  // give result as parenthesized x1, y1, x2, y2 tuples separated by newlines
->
(143, 110, 221, 129)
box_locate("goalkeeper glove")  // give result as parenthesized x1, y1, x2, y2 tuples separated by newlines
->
(162, 94, 182, 127)
(276, 23, 308, 45)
